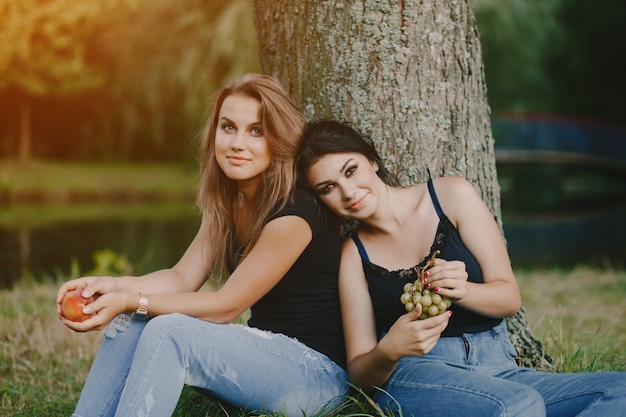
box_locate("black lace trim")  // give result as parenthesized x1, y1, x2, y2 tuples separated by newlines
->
(362, 217, 449, 281)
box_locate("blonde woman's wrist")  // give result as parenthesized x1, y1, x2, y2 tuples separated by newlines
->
(133, 292, 149, 320)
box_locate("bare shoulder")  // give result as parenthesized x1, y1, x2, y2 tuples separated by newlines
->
(341, 235, 360, 257)
(430, 176, 486, 220)
(431, 176, 480, 202)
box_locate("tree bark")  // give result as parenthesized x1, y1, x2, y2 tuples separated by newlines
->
(254, 0, 553, 371)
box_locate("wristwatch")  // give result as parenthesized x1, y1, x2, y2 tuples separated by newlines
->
(135, 292, 149, 320)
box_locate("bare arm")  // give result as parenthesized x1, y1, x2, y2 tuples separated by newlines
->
(58, 215, 312, 331)
(144, 215, 312, 322)
(426, 176, 521, 318)
(339, 240, 449, 392)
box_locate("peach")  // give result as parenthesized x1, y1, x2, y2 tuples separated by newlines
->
(61, 289, 94, 322)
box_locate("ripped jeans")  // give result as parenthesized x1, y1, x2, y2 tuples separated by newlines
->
(73, 313, 348, 417)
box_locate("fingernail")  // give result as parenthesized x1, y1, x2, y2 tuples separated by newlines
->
(423, 271, 430, 278)
(434, 287, 440, 293)
(448, 311, 453, 317)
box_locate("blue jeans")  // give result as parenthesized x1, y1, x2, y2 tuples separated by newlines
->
(73, 313, 348, 417)
(374, 321, 626, 417)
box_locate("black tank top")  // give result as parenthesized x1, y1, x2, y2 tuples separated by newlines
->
(350, 179, 502, 337)
(248, 188, 346, 368)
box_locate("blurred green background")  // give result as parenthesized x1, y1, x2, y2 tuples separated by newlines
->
(1, 0, 625, 285)
(1, 0, 624, 162)
(1, 5, 624, 413)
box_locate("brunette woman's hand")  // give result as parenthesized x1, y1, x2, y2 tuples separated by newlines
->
(422, 258, 468, 302)
(379, 305, 451, 360)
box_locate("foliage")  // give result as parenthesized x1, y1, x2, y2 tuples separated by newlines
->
(1, 0, 623, 160)
(474, 0, 563, 113)
(0, 0, 129, 95)
(475, 0, 626, 124)
(546, 0, 626, 123)
(83, 249, 134, 276)
(88, 0, 260, 160)
(0, 0, 139, 160)
(0, 0, 260, 161)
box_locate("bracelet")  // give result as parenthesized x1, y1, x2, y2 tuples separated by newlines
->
(135, 292, 149, 320)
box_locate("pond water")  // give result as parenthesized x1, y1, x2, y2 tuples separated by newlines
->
(1, 199, 624, 288)
(503, 204, 625, 269)
(0, 204, 201, 288)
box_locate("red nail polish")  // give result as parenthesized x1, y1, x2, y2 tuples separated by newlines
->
(448, 311, 453, 317)
(434, 287, 440, 293)
(423, 271, 430, 278)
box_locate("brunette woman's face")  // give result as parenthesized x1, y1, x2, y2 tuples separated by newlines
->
(306, 152, 381, 220)
(215, 94, 272, 193)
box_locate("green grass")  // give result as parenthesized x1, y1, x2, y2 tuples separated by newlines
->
(0, 277, 101, 415)
(1, 266, 624, 416)
(0, 159, 198, 205)
(0, 159, 200, 231)
(0, 201, 199, 230)
(515, 266, 626, 372)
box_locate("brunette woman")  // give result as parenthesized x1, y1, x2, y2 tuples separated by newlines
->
(298, 119, 626, 417)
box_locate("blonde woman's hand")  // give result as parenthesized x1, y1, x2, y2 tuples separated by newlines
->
(57, 276, 122, 327)
(59, 291, 133, 332)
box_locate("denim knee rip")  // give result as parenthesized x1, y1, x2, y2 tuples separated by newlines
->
(241, 325, 276, 340)
(104, 313, 133, 339)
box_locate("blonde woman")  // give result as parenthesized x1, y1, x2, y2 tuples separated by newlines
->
(57, 75, 348, 417)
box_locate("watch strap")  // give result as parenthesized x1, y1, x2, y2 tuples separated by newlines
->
(135, 292, 149, 319)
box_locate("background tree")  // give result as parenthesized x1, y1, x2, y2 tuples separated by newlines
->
(473, 0, 563, 114)
(0, 0, 258, 161)
(2, 0, 622, 162)
(474, 0, 626, 125)
(0, 0, 132, 161)
(253, 0, 553, 370)
(546, 0, 626, 124)
(87, 0, 259, 161)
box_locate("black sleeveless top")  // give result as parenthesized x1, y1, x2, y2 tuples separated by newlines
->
(248, 188, 346, 368)
(351, 179, 502, 337)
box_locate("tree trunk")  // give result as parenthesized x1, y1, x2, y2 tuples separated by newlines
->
(253, 0, 553, 371)
(18, 100, 31, 162)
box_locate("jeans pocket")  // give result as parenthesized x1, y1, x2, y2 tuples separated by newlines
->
(498, 333, 518, 361)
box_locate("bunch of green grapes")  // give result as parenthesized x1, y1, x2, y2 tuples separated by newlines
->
(400, 250, 452, 319)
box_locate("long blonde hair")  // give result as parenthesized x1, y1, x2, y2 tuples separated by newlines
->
(197, 73, 306, 274)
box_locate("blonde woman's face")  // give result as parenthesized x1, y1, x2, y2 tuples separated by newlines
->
(215, 94, 272, 195)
